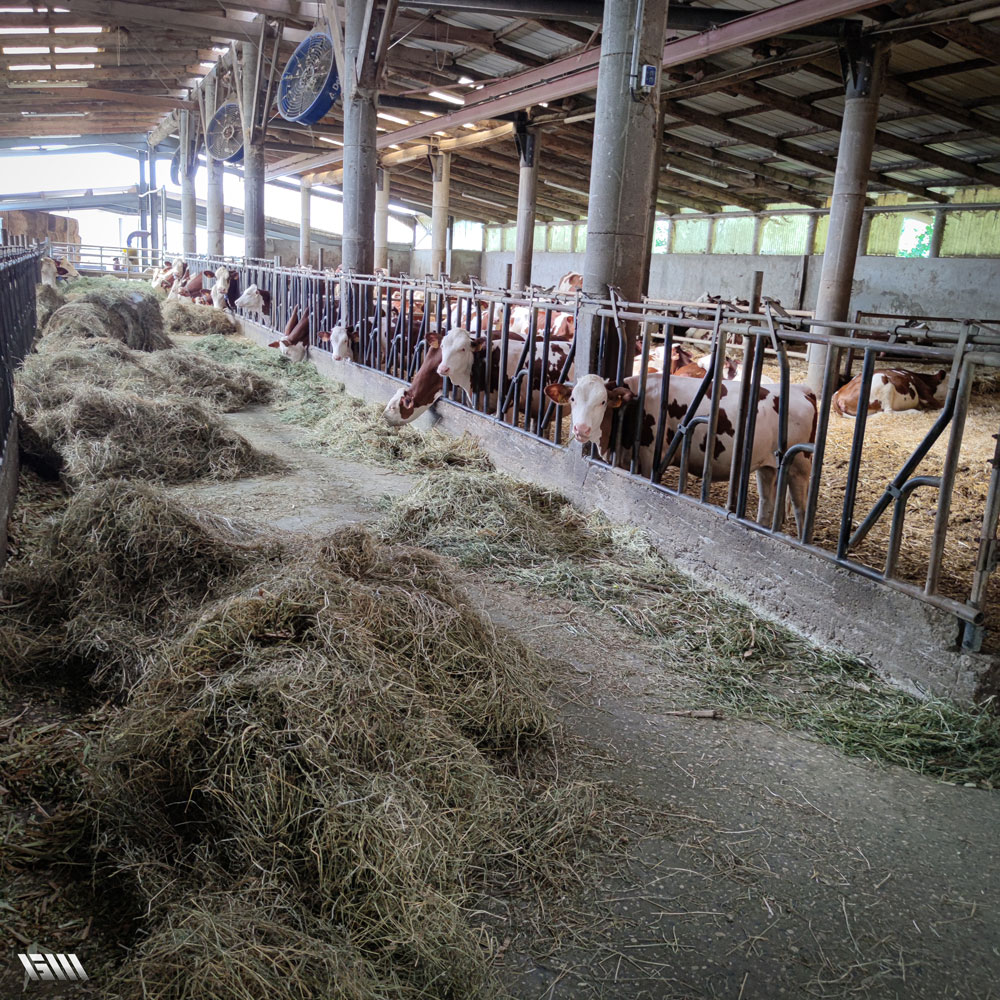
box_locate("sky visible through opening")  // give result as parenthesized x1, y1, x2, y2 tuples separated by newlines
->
(0, 147, 416, 252)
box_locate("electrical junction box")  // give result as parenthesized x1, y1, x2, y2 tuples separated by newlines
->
(639, 64, 658, 89)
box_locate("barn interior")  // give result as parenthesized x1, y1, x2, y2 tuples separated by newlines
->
(3, 2, 1000, 999)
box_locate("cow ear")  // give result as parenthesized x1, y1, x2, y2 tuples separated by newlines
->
(472, 338, 487, 353)
(268, 341, 280, 348)
(349, 328, 360, 344)
(607, 387, 634, 409)
(544, 383, 572, 405)
(426, 332, 441, 349)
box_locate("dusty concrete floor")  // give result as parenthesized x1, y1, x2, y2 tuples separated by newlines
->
(162, 403, 1000, 1000)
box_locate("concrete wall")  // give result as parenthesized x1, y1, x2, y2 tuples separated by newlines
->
(241, 316, 996, 703)
(482, 250, 1000, 318)
(409, 249, 483, 281)
(0, 210, 80, 246)
(266, 236, 412, 274)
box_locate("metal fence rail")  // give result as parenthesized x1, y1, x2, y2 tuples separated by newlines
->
(1, 246, 41, 486)
(158, 254, 1000, 648)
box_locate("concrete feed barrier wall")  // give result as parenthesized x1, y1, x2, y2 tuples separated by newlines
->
(242, 319, 995, 703)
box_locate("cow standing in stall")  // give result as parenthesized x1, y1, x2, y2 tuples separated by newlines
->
(544, 374, 817, 532)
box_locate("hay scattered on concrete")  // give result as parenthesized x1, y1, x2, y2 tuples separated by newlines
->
(1, 475, 603, 997)
(17, 340, 275, 416)
(378, 469, 598, 565)
(162, 298, 241, 337)
(45, 283, 170, 352)
(192, 335, 492, 471)
(26, 387, 283, 487)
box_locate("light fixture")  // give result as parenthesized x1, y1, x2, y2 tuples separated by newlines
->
(538, 101, 548, 107)
(462, 193, 506, 209)
(53, 25, 102, 32)
(434, 130, 448, 136)
(54, 62, 95, 69)
(318, 136, 343, 146)
(544, 180, 588, 197)
(0, 26, 48, 33)
(54, 45, 98, 52)
(428, 89, 465, 105)
(377, 111, 410, 125)
(10, 63, 53, 70)
(419, 110, 438, 117)
(461, 123, 477, 129)
(458, 75, 474, 84)
(21, 110, 86, 117)
(3, 46, 50, 54)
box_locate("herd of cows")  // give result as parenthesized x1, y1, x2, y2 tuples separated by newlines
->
(39, 255, 951, 530)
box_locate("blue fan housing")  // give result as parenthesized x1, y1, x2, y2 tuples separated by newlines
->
(278, 32, 341, 125)
(206, 102, 244, 164)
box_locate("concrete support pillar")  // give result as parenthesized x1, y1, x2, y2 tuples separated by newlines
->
(375, 167, 390, 270)
(180, 110, 197, 255)
(430, 152, 451, 278)
(342, 0, 379, 273)
(241, 40, 266, 261)
(512, 124, 541, 290)
(300, 176, 312, 267)
(205, 77, 225, 257)
(805, 40, 887, 392)
(581, 0, 668, 378)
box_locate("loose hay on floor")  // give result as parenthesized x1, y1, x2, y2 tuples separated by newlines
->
(161, 297, 241, 337)
(191, 334, 492, 471)
(1, 478, 606, 998)
(17, 341, 275, 415)
(24, 387, 283, 487)
(44, 283, 170, 352)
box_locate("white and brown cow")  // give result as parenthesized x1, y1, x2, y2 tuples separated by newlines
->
(435, 326, 574, 409)
(833, 368, 947, 416)
(268, 306, 310, 363)
(556, 271, 583, 294)
(545, 373, 818, 531)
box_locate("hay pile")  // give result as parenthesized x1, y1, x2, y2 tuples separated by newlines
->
(26, 387, 282, 487)
(1, 480, 600, 997)
(162, 297, 241, 337)
(17, 340, 274, 415)
(44, 283, 170, 351)
(192, 335, 491, 471)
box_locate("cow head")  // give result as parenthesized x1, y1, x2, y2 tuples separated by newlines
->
(382, 333, 443, 426)
(544, 374, 634, 447)
(329, 323, 358, 362)
(171, 258, 187, 279)
(39, 257, 58, 288)
(436, 327, 482, 396)
(236, 284, 264, 313)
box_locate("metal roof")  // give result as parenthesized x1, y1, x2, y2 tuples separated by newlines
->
(0, 0, 998, 222)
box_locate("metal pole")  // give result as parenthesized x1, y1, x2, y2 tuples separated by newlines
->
(137, 149, 148, 251)
(241, 39, 266, 261)
(928, 208, 945, 259)
(180, 110, 197, 256)
(342, 0, 379, 273)
(581, 0, 668, 378)
(375, 167, 390, 270)
(300, 175, 312, 267)
(205, 76, 225, 257)
(512, 123, 541, 290)
(805, 37, 887, 392)
(430, 151, 451, 278)
(148, 142, 159, 251)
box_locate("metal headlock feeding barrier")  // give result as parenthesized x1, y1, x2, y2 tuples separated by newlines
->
(183, 255, 1000, 651)
(10, 243, 1000, 654)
